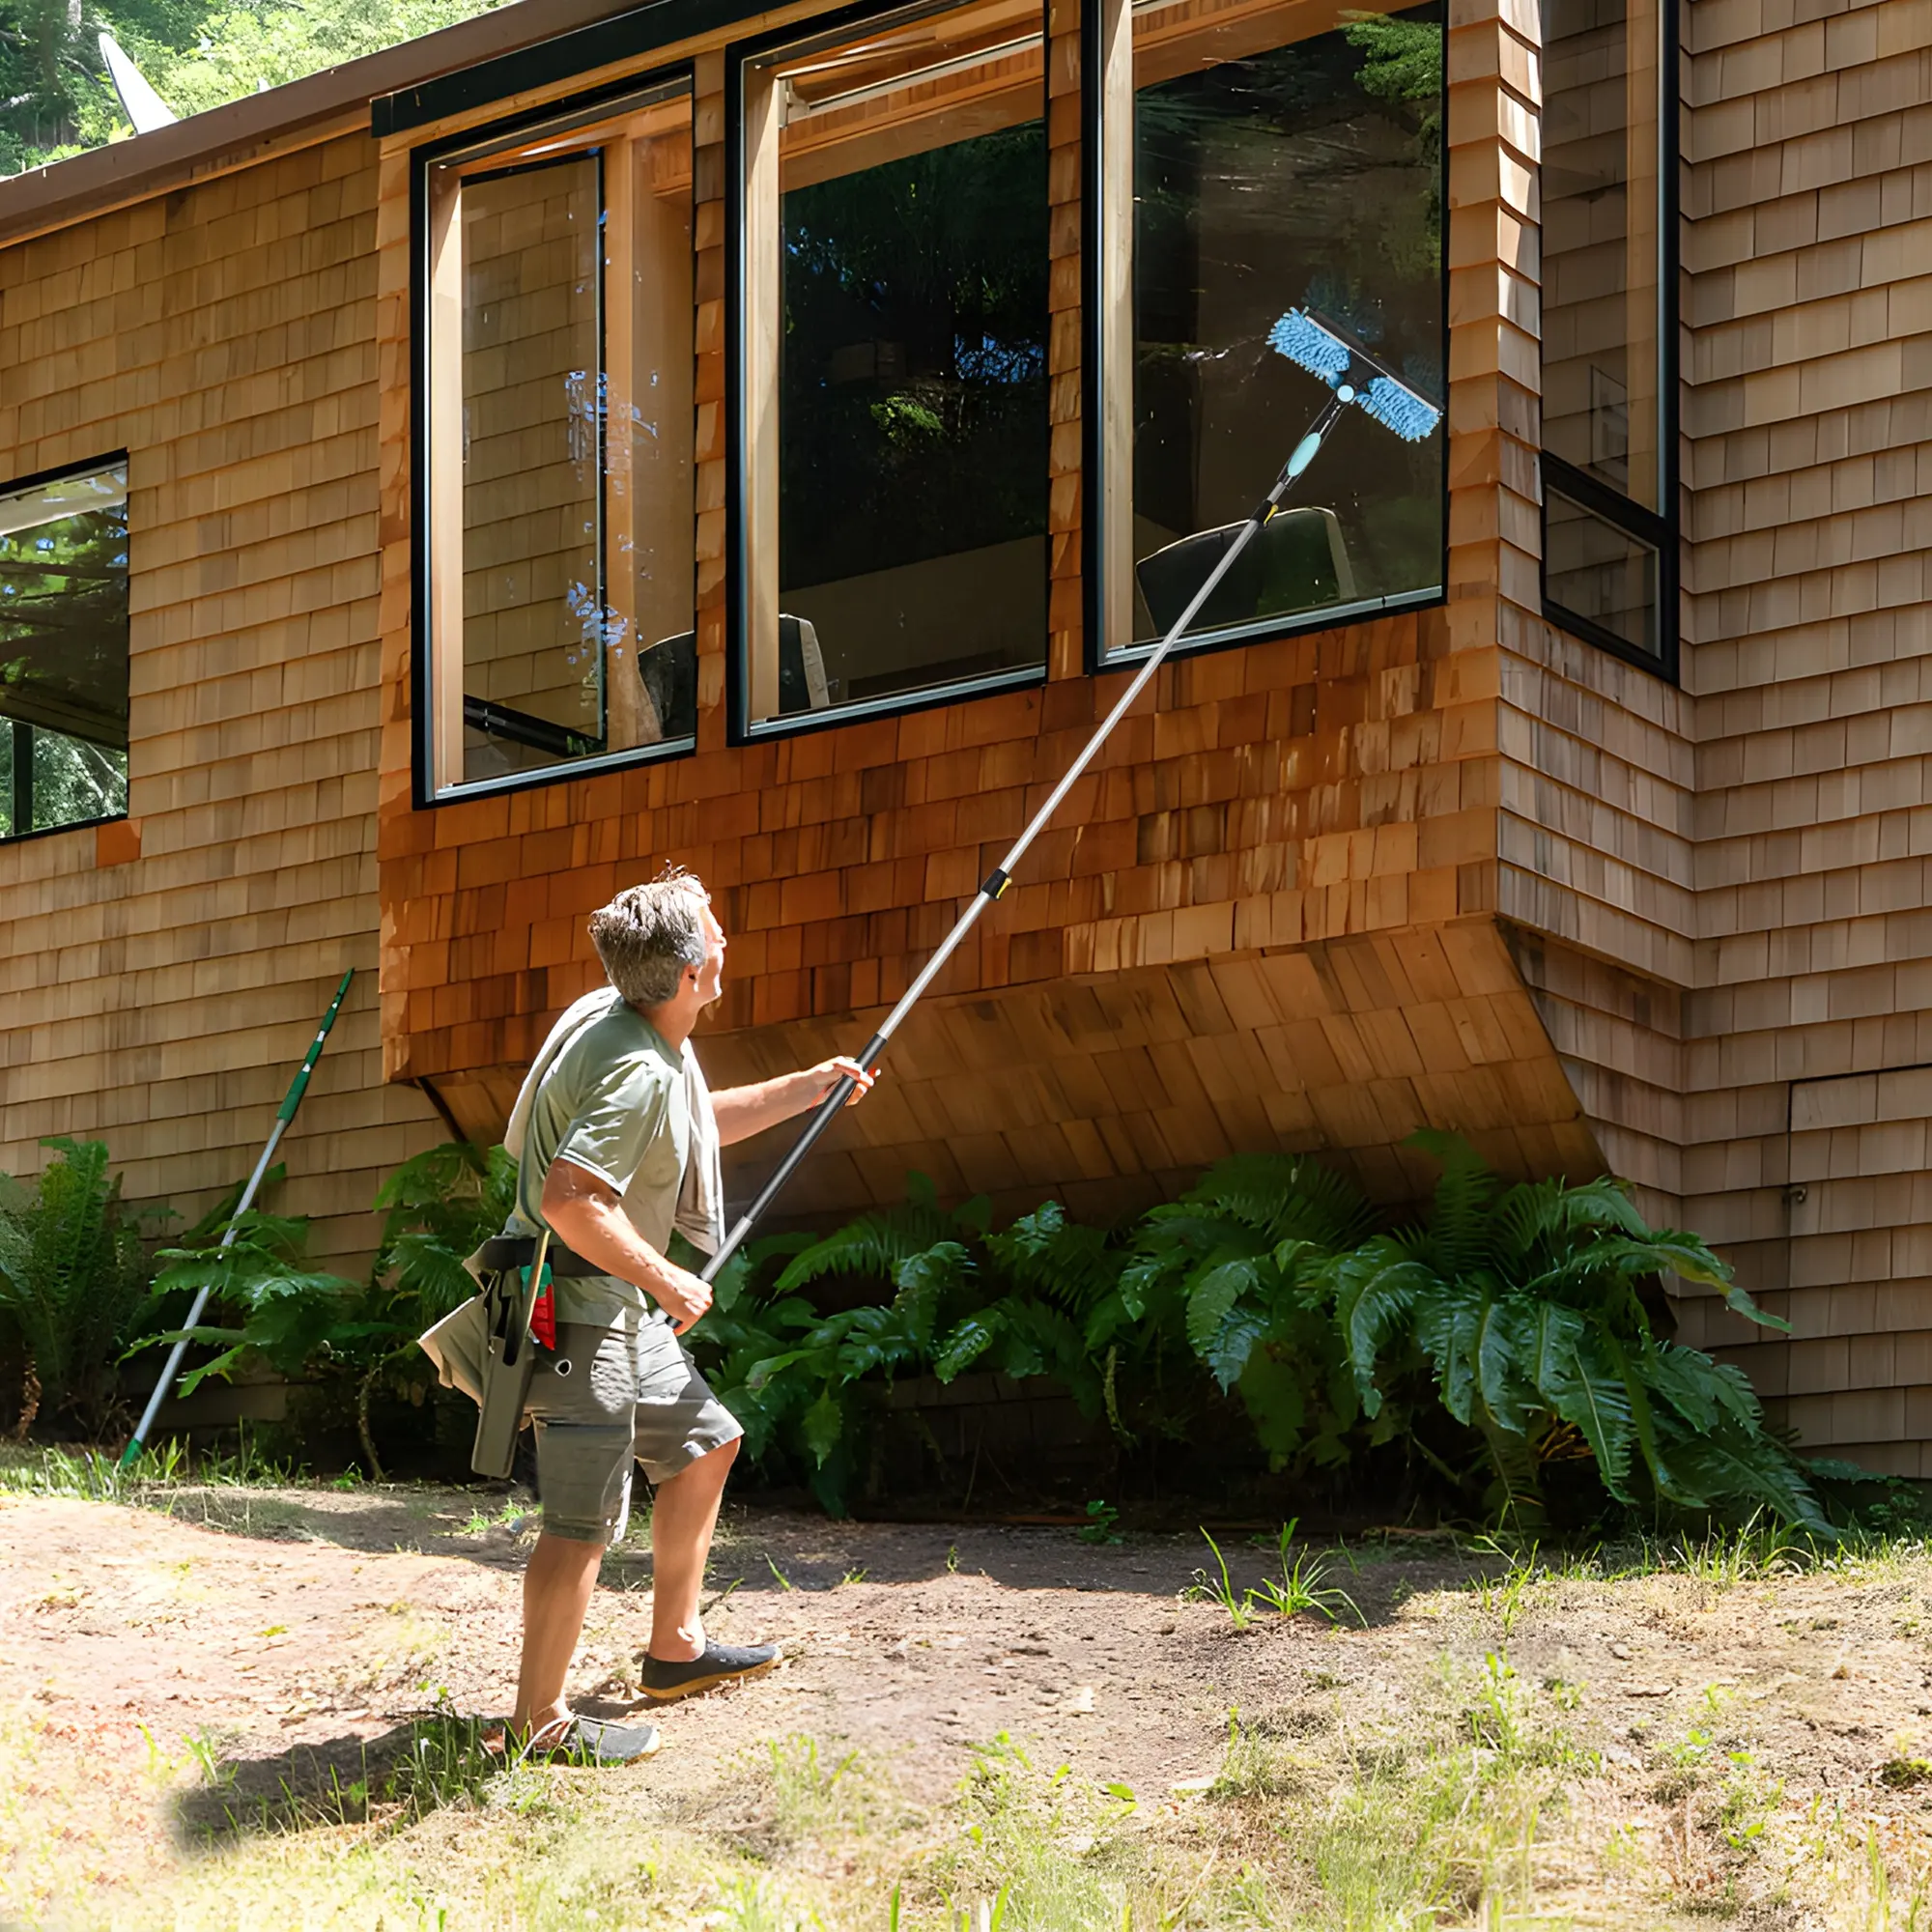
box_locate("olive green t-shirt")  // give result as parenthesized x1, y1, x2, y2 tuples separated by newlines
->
(510, 998, 695, 1324)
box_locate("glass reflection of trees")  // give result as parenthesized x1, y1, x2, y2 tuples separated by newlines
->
(0, 468, 129, 838)
(780, 124, 1048, 592)
(1126, 4, 1445, 643)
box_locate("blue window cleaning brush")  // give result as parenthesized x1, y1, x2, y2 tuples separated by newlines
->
(1265, 307, 1443, 443)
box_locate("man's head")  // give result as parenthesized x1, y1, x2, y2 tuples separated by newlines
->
(588, 869, 725, 1013)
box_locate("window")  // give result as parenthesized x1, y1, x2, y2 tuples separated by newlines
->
(418, 79, 696, 797)
(1091, 0, 1446, 658)
(1540, 0, 1671, 668)
(736, 0, 1050, 731)
(0, 458, 129, 840)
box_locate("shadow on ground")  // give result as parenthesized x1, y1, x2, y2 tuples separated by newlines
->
(170, 1715, 507, 1846)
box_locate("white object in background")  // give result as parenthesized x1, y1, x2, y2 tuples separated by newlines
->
(99, 33, 178, 133)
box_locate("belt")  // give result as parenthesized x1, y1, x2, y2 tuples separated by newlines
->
(475, 1235, 609, 1278)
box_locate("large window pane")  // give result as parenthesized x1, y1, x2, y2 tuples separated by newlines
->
(743, 1, 1049, 726)
(425, 85, 696, 795)
(0, 459, 129, 839)
(1546, 485, 1658, 657)
(1542, 0, 1662, 510)
(1100, 0, 1446, 652)
(459, 156, 605, 777)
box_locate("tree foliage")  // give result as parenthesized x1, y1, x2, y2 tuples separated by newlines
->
(1, 0, 500, 173)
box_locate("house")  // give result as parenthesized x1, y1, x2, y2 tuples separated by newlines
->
(2, 0, 1928, 1469)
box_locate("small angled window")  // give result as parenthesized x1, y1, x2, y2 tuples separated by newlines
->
(1540, 0, 1672, 668)
(0, 458, 129, 840)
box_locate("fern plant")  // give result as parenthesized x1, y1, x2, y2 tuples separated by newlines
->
(1111, 1152, 1377, 1469)
(134, 1208, 360, 1402)
(348, 1140, 518, 1475)
(0, 1138, 162, 1435)
(134, 1141, 512, 1479)
(1321, 1131, 1827, 1530)
(689, 1177, 1137, 1512)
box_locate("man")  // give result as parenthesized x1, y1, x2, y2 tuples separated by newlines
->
(496, 868, 874, 1764)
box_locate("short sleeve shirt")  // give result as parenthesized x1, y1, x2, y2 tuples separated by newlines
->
(511, 1001, 696, 1323)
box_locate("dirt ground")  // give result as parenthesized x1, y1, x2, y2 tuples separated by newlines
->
(6, 1480, 1932, 1929)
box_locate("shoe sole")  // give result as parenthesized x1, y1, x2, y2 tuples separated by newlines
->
(638, 1657, 780, 1703)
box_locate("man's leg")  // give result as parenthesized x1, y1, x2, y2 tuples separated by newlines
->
(646, 1435, 739, 1662)
(513, 1530, 604, 1737)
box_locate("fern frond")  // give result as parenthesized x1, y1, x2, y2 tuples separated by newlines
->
(772, 1207, 952, 1293)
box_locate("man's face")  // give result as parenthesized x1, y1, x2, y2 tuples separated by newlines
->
(693, 903, 727, 1006)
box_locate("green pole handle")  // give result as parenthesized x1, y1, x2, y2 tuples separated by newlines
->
(121, 967, 355, 1468)
(277, 969, 354, 1123)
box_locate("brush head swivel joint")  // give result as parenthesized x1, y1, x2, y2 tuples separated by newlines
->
(1265, 309, 1442, 443)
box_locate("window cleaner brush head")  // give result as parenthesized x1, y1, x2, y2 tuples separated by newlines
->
(1266, 308, 1443, 443)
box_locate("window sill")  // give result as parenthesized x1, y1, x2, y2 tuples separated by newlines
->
(1093, 582, 1445, 672)
(733, 662, 1047, 745)
(423, 735, 696, 808)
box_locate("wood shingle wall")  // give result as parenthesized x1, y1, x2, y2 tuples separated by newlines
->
(0, 132, 443, 1262)
(1508, 0, 1932, 1474)
(372, 0, 1593, 1229)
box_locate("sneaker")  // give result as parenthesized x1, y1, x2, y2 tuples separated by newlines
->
(508, 1714, 662, 1764)
(639, 1639, 781, 1702)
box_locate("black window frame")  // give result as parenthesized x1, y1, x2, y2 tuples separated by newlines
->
(1079, 0, 1451, 675)
(0, 449, 132, 847)
(408, 64, 703, 809)
(723, 0, 1056, 748)
(1537, 0, 1681, 683)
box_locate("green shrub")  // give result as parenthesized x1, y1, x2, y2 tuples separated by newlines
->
(1135, 1131, 1826, 1531)
(1323, 1131, 1823, 1529)
(0, 1138, 164, 1435)
(691, 1176, 1163, 1513)
(136, 1141, 512, 1479)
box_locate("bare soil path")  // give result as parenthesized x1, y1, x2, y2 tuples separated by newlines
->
(6, 1483, 1932, 1929)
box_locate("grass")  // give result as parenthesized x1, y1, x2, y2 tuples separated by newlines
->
(0, 1431, 304, 1505)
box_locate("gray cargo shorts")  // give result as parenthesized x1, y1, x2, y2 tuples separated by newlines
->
(525, 1317, 743, 1546)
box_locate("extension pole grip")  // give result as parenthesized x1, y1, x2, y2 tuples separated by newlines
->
(701, 394, 1348, 1278)
(121, 968, 356, 1466)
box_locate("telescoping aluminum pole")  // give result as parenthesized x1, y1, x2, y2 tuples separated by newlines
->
(696, 400, 1354, 1287)
(120, 968, 355, 1468)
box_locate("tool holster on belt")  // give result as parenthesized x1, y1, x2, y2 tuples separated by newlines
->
(470, 1229, 552, 1480)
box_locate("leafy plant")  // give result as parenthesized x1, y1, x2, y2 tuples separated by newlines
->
(1321, 1131, 1827, 1530)
(1184, 1529, 1258, 1632)
(0, 1137, 165, 1435)
(350, 1141, 516, 1474)
(133, 1208, 360, 1399)
(1247, 1520, 1361, 1624)
(1113, 1152, 1378, 1471)
(1077, 1499, 1122, 1545)
(690, 1177, 1139, 1512)
(131, 1140, 511, 1479)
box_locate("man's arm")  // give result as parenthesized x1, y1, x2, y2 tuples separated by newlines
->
(711, 1056, 878, 1148)
(540, 1157, 713, 1333)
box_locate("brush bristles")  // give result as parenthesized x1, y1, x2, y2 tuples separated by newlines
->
(1266, 309, 1351, 383)
(1357, 375, 1441, 443)
(1267, 307, 1441, 443)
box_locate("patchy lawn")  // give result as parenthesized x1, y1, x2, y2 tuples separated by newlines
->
(3, 1465, 1930, 1930)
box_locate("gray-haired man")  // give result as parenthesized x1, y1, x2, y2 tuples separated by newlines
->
(498, 869, 874, 1763)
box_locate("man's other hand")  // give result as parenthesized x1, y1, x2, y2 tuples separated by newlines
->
(806, 1055, 879, 1108)
(653, 1260, 714, 1335)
